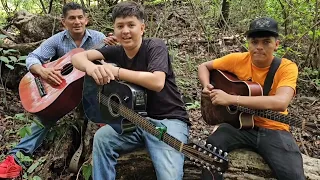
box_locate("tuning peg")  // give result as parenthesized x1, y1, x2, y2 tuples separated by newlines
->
(206, 166, 210, 171)
(189, 157, 194, 161)
(224, 152, 228, 157)
(219, 159, 224, 163)
(213, 147, 217, 152)
(201, 140, 206, 146)
(211, 165, 215, 169)
(207, 144, 212, 149)
(203, 150, 207, 154)
(193, 145, 196, 149)
(200, 160, 204, 165)
(213, 156, 218, 161)
(195, 159, 199, 162)
(208, 153, 212, 157)
(217, 167, 221, 172)
(198, 147, 202, 151)
(218, 149, 222, 155)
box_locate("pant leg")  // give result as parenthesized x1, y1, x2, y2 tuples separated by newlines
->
(257, 128, 305, 180)
(9, 117, 56, 164)
(92, 124, 145, 180)
(143, 118, 189, 180)
(201, 123, 259, 180)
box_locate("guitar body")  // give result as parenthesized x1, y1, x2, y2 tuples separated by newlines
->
(19, 48, 85, 120)
(83, 74, 229, 174)
(201, 69, 263, 129)
(82, 75, 147, 134)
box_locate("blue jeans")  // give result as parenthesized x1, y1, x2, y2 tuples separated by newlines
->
(9, 117, 57, 166)
(92, 118, 189, 180)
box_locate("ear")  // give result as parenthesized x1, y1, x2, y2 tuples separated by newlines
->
(140, 23, 145, 35)
(61, 18, 66, 28)
(274, 39, 280, 51)
(84, 15, 89, 26)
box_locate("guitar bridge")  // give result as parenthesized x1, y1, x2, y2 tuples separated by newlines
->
(35, 77, 47, 97)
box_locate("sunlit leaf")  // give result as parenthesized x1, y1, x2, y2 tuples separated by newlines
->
(8, 56, 17, 62)
(5, 64, 14, 70)
(0, 34, 7, 39)
(82, 164, 92, 180)
(0, 56, 9, 63)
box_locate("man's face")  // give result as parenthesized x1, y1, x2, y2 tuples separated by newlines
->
(248, 36, 279, 63)
(62, 9, 88, 35)
(114, 16, 145, 50)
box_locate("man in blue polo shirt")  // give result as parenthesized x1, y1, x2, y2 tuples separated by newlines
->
(0, 2, 114, 178)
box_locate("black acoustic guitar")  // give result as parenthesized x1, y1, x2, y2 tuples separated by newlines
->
(82, 74, 229, 174)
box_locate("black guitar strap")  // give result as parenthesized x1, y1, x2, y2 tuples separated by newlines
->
(263, 56, 282, 96)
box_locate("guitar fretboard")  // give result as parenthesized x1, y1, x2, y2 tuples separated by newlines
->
(98, 92, 185, 152)
(234, 105, 303, 128)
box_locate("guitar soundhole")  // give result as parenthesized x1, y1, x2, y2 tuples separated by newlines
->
(61, 63, 73, 75)
(227, 105, 238, 114)
(108, 94, 121, 117)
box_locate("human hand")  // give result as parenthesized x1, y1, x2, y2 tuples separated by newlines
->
(85, 63, 115, 85)
(202, 84, 214, 95)
(209, 89, 233, 106)
(103, 33, 118, 46)
(39, 67, 64, 85)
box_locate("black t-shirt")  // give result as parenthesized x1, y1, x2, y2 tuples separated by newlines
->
(97, 38, 189, 124)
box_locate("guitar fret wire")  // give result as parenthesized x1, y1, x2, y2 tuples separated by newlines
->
(98, 92, 184, 150)
(237, 106, 303, 128)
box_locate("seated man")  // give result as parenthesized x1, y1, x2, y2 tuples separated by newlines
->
(198, 17, 305, 180)
(0, 2, 116, 178)
(71, 1, 189, 180)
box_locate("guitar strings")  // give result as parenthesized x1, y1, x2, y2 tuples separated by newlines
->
(96, 91, 227, 166)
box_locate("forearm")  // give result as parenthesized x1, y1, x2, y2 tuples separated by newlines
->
(29, 64, 44, 76)
(118, 68, 164, 92)
(198, 63, 211, 87)
(232, 95, 288, 112)
(71, 52, 96, 72)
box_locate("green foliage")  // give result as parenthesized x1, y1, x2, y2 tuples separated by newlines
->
(300, 67, 320, 90)
(0, 34, 26, 70)
(16, 151, 33, 163)
(186, 100, 200, 110)
(82, 164, 92, 180)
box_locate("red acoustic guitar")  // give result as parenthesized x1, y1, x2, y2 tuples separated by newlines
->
(19, 48, 85, 120)
(201, 69, 317, 132)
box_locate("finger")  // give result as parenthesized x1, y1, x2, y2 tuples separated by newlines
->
(98, 66, 109, 84)
(94, 69, 104, 85)
(49, 76, 61, 85)
(50, 73, 63, 84)
(53, 70, 64, 80)
(91, 73, 101, 85)
(103, 65, 115, 80)
(207, 84, 214, 90)
(107, 32, 113, 37)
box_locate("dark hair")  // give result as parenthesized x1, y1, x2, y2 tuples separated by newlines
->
(62, 2, 86, 18)
(112, 1, 144, 23)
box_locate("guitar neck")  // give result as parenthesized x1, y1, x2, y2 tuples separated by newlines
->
(118, 103, 185, 151)
(236, 105, 302, 128)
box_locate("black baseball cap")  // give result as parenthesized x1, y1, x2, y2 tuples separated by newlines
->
(245, 17, 279, 38)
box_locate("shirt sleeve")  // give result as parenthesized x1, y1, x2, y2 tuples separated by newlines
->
(26, 36, 57, 70)
(212, 53, 241, 74)
(96, 45, 121, 64)
(276, 61, 298, 92)
(147, 41, 169, 74)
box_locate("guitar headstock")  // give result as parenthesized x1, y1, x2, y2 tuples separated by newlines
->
(183, 139, 228, 173)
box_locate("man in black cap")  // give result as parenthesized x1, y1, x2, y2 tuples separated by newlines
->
(198, 17, 305, 180)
